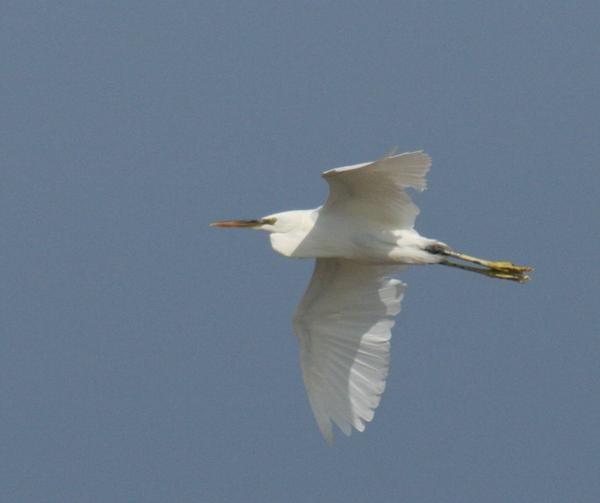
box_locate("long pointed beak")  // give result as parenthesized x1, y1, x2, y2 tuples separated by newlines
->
(209, 219, 262, 228)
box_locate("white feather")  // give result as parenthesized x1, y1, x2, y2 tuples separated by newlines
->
(294, 259, 406, 443)
(213, 149, 531, 441)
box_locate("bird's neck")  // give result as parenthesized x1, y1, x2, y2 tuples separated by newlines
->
(268, 209, 319, 258)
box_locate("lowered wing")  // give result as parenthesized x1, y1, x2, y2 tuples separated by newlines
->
(293, 258, 407, 443)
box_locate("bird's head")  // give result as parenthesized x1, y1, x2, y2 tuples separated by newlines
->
(210, 210, 313, 234)
(211, 210, 316, 258)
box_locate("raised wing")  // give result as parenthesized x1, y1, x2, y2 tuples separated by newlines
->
(293, 258, 407, 443)
(321, 150, 431, 229)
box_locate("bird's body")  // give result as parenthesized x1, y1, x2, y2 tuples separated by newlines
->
(212, 151, 531, 442)
(268, 209, 442, 265)
(265, 152, 446, 265)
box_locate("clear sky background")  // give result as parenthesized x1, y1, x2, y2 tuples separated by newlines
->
(3, 2, 599, 502)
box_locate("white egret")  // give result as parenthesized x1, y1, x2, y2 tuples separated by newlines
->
(211, 151, 532, 443)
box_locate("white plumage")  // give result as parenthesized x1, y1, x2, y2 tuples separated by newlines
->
(294, 259, 406, 443)
(211, 150, 532, 442)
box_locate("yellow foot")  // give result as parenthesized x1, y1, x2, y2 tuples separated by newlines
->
(441, 260, 531, 282)
(478, 260, 534, 274)
(486, 268, 531, 283)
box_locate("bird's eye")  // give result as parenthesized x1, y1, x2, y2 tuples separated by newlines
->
(261, 217, 277, 225)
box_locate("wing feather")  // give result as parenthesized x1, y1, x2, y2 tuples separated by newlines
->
(321, 150, 431, 229)
(293, 258, 407, 443)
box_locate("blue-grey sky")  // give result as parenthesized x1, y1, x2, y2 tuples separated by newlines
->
(3, 2, 599, 502)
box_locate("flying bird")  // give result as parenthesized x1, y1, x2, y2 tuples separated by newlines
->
(211, 151, 532, 443)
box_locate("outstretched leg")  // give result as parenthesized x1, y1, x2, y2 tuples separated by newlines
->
(444, 250, 532, 275)
(427, 245, 533, 282)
